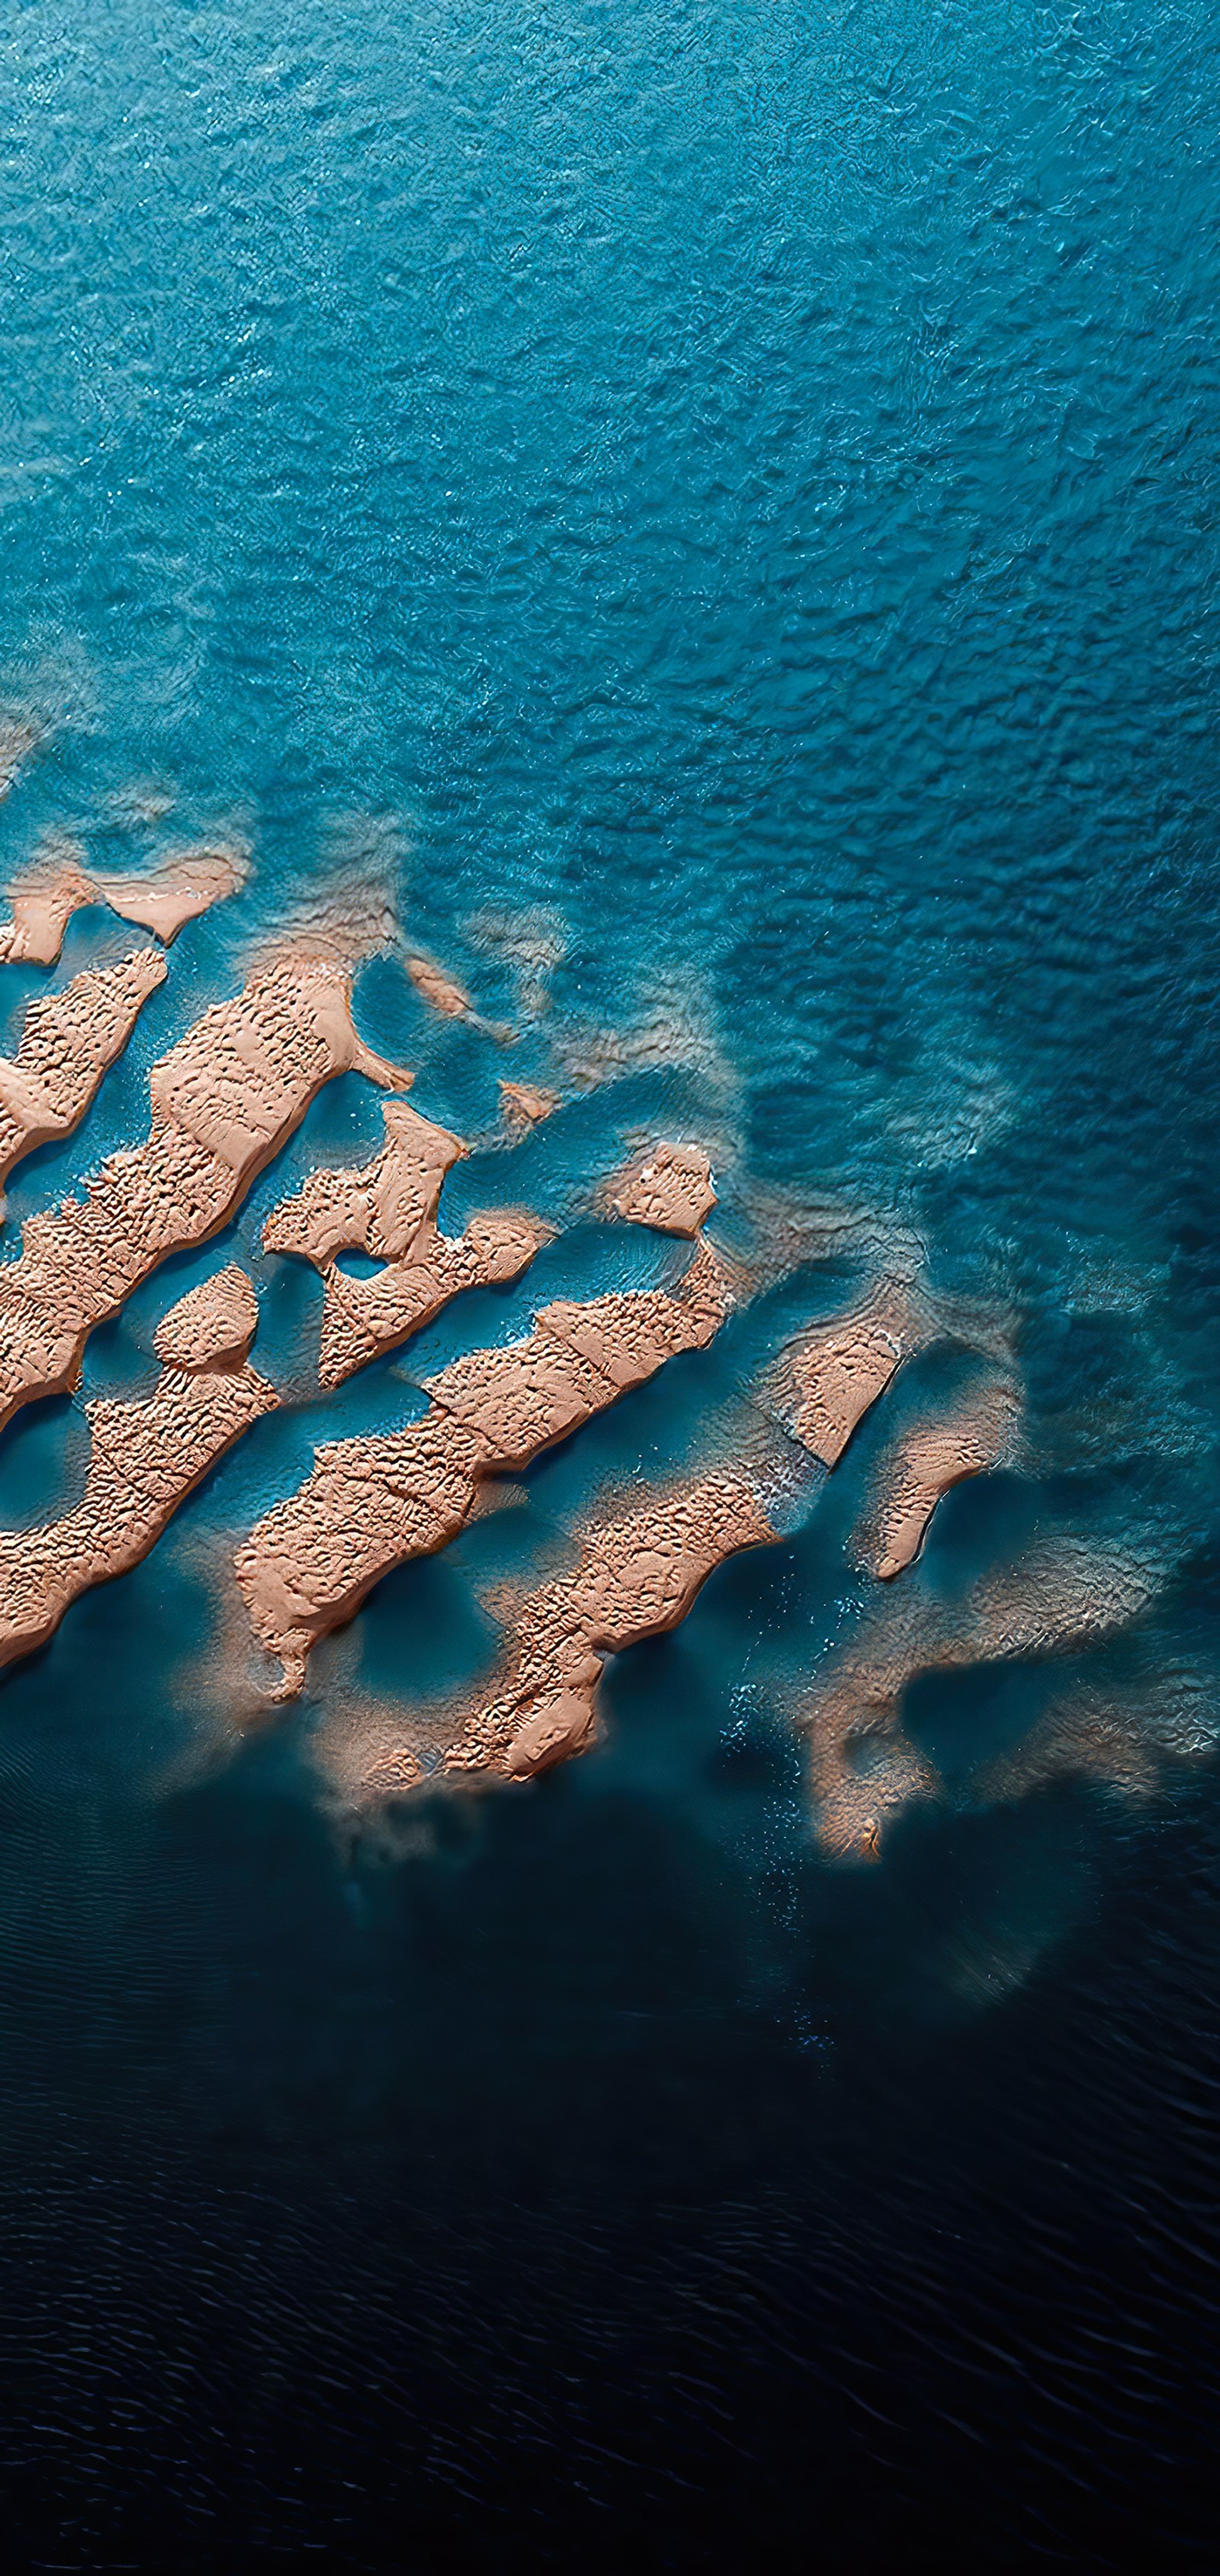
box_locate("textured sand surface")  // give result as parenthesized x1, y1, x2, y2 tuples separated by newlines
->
(605, 1141, 716, 1236)
(406, 952, 471, 1019)
(769, 1286, 923, 1466)
(498, 1080, 560, 1131)
(234, 1240, 732, 1696)
(0, 1267, 275, 1672)
(0, 959, 406, 1434)
(263, 1098, 548, 1386)
(0, 948, 166, 1202)
(455, 1468, 777, 1780)
(855, 1373, 1023, 1577)
(0, 847, 245, 963)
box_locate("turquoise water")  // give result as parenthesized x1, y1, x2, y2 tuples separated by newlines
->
(0, 2, 1218, 2565)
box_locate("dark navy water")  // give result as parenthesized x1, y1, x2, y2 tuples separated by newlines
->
(0, 2, 1218, 2565)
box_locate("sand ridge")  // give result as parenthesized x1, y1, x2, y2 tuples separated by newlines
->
(0, 1265, 276, 1673)
(604, 1141, 716, 1237)
(854, 1370, 1023, 1578)
(0, 947, 167, 1206)
(263, 1099, 549, 1386)
(0, 847, 246, 964)
(452, 1468, 777, 1781)
(233, 1238, 734, 1698)
(0, 957, 409, 1436)
(766, 1283, 928, 1467)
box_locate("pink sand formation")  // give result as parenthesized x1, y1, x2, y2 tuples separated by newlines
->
(768, 1285, 925, 1466)
(498, 1081, 560, 1132)
(0, 947, 166, 1204)
(0, 959, 407, 1436)
(450, 1469, 776, 1781)
(233, 1239, 732, 1698)
(856, 1373, 1022, 1579)
(0, 846, 245, 965)
(0, 1267, 276, 1674)
(0, 856, 94, 967)
(263, 1100, 547, 1386)
(406, 952, 471, 1020)
(605, 1141, 716, 1238)
(152, 1264, 258, 1371)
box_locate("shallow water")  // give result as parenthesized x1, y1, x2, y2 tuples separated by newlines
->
(0, 0, 1217, 2565)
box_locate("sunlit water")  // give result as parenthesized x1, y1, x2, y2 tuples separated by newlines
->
(0, 2, 1217, 2565)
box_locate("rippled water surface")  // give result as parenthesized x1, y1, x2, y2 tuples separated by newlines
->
(0, 1, 1218, 2565)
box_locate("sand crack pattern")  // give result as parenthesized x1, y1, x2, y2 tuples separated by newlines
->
(0, 860, 1202, 1849)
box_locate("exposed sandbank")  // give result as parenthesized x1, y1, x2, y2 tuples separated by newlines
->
(263, 1099, 547, 1386)
(0, 959, 407, 1435)
(605, 1141, 716, 1238)
(0, 947, 166, 1204)
(450, 1468, 776, 1781)
(0, 1267, 275, 1673)
(767, 1284, 923, 1466)
(234, 1240, 732, 1698)
(0, 846, 246, 964)
(855, 1372, 1022, 1578)
(406, 952, 472, 1019)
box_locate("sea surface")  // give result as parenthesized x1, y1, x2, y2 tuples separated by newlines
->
(0, 1, 1218, 2565)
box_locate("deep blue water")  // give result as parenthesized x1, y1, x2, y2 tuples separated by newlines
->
(0, 2, 1218, 2565)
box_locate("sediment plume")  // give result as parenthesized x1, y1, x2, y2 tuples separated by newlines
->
(0, 947, 166, 1205)
(233, 1239, 733, 1698)
(0, 959, 408, 1435)
(855, 1371, 1023, 1579)
(263, 1099, 547, 1386)
(0, 1266, 275, 1674)
(0, 846, 246, 964)
(795, 1531, 1161, 1859)
(605, 1141, 716, 1238)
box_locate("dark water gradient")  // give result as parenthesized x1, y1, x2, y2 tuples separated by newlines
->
(0, 0, 1217, 2565)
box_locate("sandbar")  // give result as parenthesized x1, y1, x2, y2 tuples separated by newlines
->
(0, 1266, 275, 1673)
(605, 1141, 716, 1238)
(406, 952, 471, 1020)
(856, 1373, 1022, 1579)
(0, 958, 408, 1435)
(498, 1081, 560, 1132)
(451, 1468, 776, 1781)
(263, 1099, 547, 1386)
(768, 1285, 922, 1466)
(0, 947, 166, 1203)
(234, 1239, 732, 1698)
(0, 846, 246, 965)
